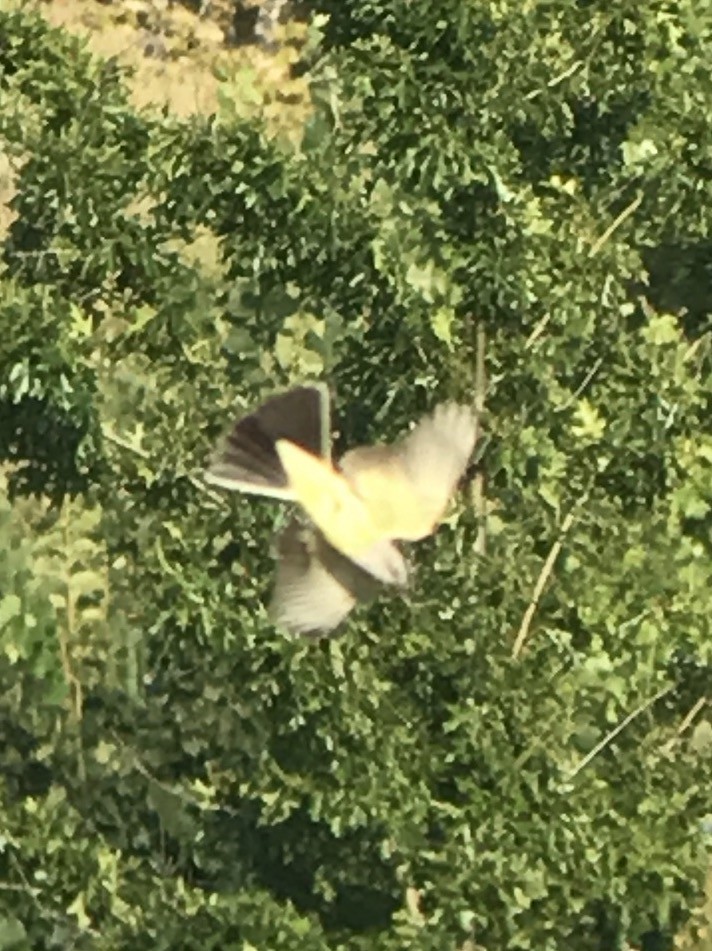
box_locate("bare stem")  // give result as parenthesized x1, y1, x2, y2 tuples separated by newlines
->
(512, 505, 580, 659)
(567, 684, 673, 778)
(473, 319, 487, 557)
(589, 192, 643, 257)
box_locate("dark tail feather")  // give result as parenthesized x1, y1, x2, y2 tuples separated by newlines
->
(205, 384, 329, 497)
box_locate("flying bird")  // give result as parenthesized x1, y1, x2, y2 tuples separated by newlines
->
(205, 384, 477, 636)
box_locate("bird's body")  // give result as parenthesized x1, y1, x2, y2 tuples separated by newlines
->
(274, 439, 387, 558)
(205, 385, 477, 635)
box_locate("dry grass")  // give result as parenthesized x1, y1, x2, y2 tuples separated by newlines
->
(0, 0, 311, 264)
(11, 0, 223, 115)
(8, 0, 310, 124)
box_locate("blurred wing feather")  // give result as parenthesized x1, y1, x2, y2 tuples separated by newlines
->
(340, 403, 477, 540)
(269, 521, 380, 635)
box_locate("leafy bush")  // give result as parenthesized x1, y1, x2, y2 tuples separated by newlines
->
(0, 3, 710, 949)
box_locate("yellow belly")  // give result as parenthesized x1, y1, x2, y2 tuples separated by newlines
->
(275, 440, 386, 556)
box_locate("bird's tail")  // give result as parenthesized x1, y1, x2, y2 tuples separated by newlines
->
(205, 384, 330, 498)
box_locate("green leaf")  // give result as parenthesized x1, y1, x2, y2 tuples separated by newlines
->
(0, 594, 22, 629)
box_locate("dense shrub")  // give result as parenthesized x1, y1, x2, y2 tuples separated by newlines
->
(0, 3, 710, 948)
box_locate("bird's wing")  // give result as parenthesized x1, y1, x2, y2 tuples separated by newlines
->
(396, 402, 478, 528)
(346, 536, 409, 588)
(339, 402, 477, 541)
(205, 383, 330, 497)
(269, 519, 406, 636)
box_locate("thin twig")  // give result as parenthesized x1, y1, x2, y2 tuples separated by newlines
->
(548, 59, 584, 87)
(512, 504, 582, 659)
(525, 313, 552, 349)
(56, 505, 83, 727)
(567, 684, 673, 779)
(102, 425, 150, 459)
(473, 319, 487, 557)
(524, 59, 584, 100)
(661, 697, 709, 755)
(675, 697, 708, 736)
(473, 320, 487, 421)
(189, 474, 225, 505)
(0, 882, 41, 895)
(589, 192, 643, 257)
(559, 357, 603, 410)
(683, 332, 711, 363)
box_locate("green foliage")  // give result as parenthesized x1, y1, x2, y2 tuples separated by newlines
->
(0, 2, 710, 949)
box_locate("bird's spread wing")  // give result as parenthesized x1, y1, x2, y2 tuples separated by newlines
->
(339, 402, 477, 541)
(396, 402, 478, 531)
(205, 383, 330, 497)
(269, 519, 407, 636)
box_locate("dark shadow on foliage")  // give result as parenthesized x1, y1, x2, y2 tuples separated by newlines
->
(0, 397, 98, 501)
(511, 92, 651, 190)
(644, 241, 712, 339)
(55, 686, 401, 935)
(0, 713, 54, 800)
(640, 930, 673, 951)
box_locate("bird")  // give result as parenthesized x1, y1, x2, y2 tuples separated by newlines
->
(205, 384, 477, 636)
